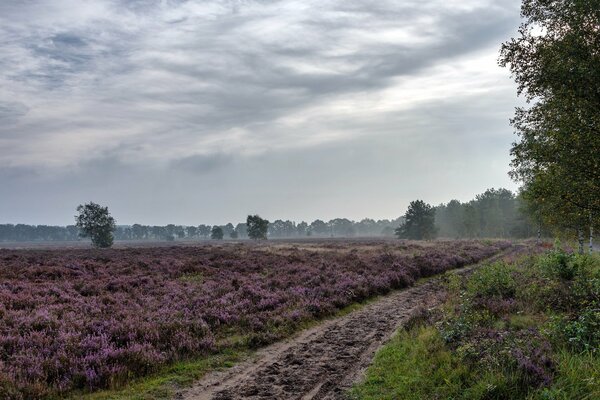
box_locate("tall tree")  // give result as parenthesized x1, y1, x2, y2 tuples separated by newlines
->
(395, 200, 437, 240)
(75, 202, 116, 248)
(211, 226, 224, 240)
(500, 0, 600, 252)
(247, 215, 269, 240)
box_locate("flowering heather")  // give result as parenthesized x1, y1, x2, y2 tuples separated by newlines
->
(0, 240, 509, 398)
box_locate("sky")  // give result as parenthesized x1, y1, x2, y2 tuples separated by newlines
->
(0, 0, 523, 226)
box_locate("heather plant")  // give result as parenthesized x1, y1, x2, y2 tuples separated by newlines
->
(0, 240, 508, 398)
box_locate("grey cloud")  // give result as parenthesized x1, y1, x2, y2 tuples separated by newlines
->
(0, 0, 523, 224)
(0, 165, 38, 180)
(170, 153, 234, 173)
(0, 101, 29, 125)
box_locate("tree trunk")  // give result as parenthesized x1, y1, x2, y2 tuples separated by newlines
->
(590, 213, 594, 254)
(536, 212, 542, 244)
(578, 228, 585, 255)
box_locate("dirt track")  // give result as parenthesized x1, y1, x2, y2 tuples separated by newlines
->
(180, 248, 519, 400)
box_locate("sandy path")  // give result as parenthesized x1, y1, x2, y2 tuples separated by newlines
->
(180, 248, 520, 400)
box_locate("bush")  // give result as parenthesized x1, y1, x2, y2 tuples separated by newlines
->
(467, 262, 516, 299)
(538, 250, 580, 281)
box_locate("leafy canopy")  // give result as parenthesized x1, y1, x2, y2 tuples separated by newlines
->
(499, 0, 600, 234)
(211, 226, 224, 240)
(396, 200, 437, 240)
(247, 215, 269, 240)
(75, 202, 116, 248)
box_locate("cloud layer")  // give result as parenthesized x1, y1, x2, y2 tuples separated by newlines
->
(0, 0, 522, 225)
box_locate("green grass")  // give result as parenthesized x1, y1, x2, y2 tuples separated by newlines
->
(352, 252, 600, 400)
(351, 324, 600, 400)
(67, 348, 248, 400)
(350, 325, 471, 400)
(530, 350, 600, 400)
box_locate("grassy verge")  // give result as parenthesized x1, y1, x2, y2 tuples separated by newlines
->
(351, 249, 600, 400)
(68, 349, 248, 400)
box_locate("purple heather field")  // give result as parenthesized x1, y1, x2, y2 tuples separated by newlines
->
(0, 240, 510, 397)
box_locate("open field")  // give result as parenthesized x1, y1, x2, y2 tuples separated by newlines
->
(0, 240, 510, 398)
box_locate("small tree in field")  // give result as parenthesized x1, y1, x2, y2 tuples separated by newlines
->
(247, 215, 269, 240)
(211, 226, 224, 240)
(395, 200, 437, 240)
(75, 202, 116, 248)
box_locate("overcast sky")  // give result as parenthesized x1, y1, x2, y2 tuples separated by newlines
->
(0, 0, 523, 226)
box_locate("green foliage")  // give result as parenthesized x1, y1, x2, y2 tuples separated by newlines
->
(552, 309, 600, 354)
(395, 200, 437, 240)
(354, 250, 600, 400)
(467, 262, 517, 298)
(210, 226, 223, 240)
(499, 0, 600, 234)
(538, 249, 580, 281)
(246, 215, 269, 240)
(75, 202, 116, 248)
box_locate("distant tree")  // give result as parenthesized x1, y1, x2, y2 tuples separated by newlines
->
(463, 203, 479, 238)
(309, 219, 329, 236)
(296, 221, 309, 237)
(66, 225, 79, 240)
(211, 226, 224, 240)
(198, 224, 211, 238)
(75, 202, 116, 248)
(165, 224, 176, 239)
(235, 223, 248, 239)
(329, 218, 355, 237)
(395, 200, 437, 240)
(222, 223, 235, 238)
(269, 220, 296, 238)
(131, 224, 146, 240)
(186, 226, 198, 238)
(381, 226, 395, 237)
(247, 215, 269, 240)
(151, 225, 164, 240)
(230, 230, 238, 239)
(175, 225, 185, 239)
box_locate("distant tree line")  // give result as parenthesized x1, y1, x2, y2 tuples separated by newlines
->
(0, 218, 403, 242)
(0, 188, 544, 243)
(434, 188, 542, 239)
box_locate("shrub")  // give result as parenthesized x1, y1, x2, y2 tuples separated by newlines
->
(467, 262, 517, 299)
(538, 249, 580, 281)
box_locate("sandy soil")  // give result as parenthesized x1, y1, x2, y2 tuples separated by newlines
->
(179, 247, 520, 400)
